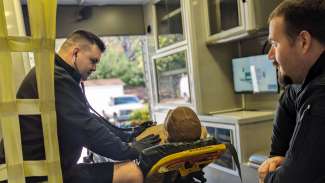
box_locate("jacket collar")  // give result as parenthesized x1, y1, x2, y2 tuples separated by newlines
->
(301, 51, 325, 89)
(55, 54, 82, 83)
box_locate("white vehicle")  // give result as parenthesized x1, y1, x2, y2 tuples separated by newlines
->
(102, 95, 145, 122)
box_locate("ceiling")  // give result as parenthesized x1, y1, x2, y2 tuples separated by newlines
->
(21, 0, 150, 6)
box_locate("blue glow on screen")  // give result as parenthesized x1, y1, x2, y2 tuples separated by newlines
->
(232, 55, 278, 93)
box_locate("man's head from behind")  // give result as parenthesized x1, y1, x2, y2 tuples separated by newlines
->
(268, 0, 325, 86)
(58, 30, 106, 80)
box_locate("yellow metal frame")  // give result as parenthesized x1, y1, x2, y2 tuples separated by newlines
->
(0, 0, 62, 182)
(147, 144, 226, 177)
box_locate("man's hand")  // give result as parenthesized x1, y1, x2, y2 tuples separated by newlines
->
(258, 156, 285, 183)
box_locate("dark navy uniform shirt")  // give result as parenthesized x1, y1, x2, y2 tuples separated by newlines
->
(1, 54, 139, 182)
(266, 52, 325, 183)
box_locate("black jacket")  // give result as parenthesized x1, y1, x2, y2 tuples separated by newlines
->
(2, 54, 139, 180)
(265, 52, 325, 183)
(270, 84, 299, 157)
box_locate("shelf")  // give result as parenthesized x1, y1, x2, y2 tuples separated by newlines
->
(161, 8, 181, 22)
(199, 110, 274, 125)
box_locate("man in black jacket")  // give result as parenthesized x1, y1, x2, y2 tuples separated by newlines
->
(258, 0, 325, 182)
(0, 30, 160, 183)
(258, 85, 298, 182)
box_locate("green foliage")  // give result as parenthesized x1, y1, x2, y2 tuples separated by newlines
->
(129, 105, 150, 121)
(89, 36, 145, 86)
(158, 34, 184, 48)
(155, 51, 186, 74)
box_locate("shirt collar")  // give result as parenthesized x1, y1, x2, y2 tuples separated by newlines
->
(301, 51, 325, 89)
(55, 54, 81, 83)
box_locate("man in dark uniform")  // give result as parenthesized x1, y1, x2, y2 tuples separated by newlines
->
(258, 0, 325, 182)
(0, 30, 160, 183)
(258, 85, 299, 182)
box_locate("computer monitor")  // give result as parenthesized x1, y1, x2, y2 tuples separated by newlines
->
(232, 54, 278, 93)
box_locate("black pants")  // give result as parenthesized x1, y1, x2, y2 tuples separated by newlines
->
(0, 162, 114, 183)
(65, 162, 114, 183)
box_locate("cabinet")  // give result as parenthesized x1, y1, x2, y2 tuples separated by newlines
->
(154, 0, 186, 51)
(144, 0, 279, 123)
(148, 0, 198, 118)
(199, 110, 274, 175)
(152, 47, 192, 105)
(205, 123, 238, 174)
(204, 0, 281, 44)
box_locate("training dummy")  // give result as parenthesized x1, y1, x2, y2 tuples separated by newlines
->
(136, 106, 208, 183)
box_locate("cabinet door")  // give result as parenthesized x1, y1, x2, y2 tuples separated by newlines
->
(208, 0, 242, 35)
(204, 123, 238, 174)
(205, 0, 247, 43)
(155, 0, 185, 49)
(153, 48, 191, 104)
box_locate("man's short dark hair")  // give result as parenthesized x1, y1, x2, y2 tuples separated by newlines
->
(65, 30, 106, 52)
(269, 0, 325, 45)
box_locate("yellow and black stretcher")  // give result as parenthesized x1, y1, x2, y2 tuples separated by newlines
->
(138, 137, 242, 183)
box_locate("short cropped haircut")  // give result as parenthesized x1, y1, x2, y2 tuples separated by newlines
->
(269, 0, 325, 45)
(62, 30, 106, 52)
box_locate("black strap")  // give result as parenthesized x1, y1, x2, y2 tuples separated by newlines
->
(226, 143, 242, 182)
(80, 81, 135, 132)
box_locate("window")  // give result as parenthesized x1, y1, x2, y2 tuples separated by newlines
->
(154, 50, 191, 104)
(155, 0, 184, 49)
(56, 36, 149, 122)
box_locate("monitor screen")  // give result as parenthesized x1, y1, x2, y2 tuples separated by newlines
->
(232, 54, 278, 93)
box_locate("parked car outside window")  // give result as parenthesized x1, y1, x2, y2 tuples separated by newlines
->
(102, 95, 145, 122)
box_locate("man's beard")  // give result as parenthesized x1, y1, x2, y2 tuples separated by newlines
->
(81, 73, 89, 81)
(81, 71, 92, 80)
(277, 69, 293, 87)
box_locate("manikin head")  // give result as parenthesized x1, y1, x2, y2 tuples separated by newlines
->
(164, 106, 201, 142)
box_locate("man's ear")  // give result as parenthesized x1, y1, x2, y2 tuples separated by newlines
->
(299, 31, 312, 54)
(72, 48, 80, 57)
